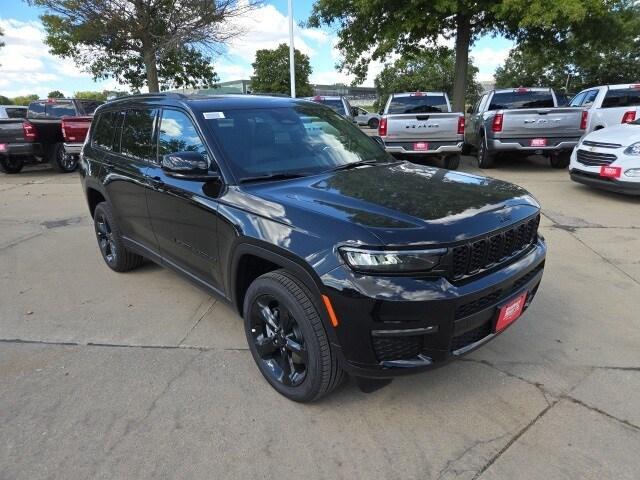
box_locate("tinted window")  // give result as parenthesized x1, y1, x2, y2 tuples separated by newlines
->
(569, 91, 586, 107)
(158, 110, 207, 160)
(46, 101, 76, 117)
(555, 92, 570, 106)
(602, 88, 640, 108)
(5, 108, 27, 119)
(314, 99, 345, 115)
(79, 101, 103, 115)
(120, 109, 158, 160)
(28, 102, 45, 117)
(388, 95, 448, 114)
(582, 90, 599, 107)
(206, 105, 388, 181)
(92, 111, 118, 150)
(489, 90, 554, 110)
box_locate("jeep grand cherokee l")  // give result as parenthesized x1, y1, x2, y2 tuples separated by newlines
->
(79, 93, 546, 402)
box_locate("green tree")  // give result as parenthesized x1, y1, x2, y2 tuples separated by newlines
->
(251, 43, 314, 97)
(374, 48, 481, 111)
(309, 0, 613, 111)
(0, 95, 13, 105)
(73, 91, 108, 101)
(12, 94, 39, 106)
(495, 2, 640, 92)
(48, 90, 65, 98)
(31, 0, 260, 92)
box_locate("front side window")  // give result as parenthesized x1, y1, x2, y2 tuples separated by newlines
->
(206, 104, 388, 181)
(569, 91, 587, 107)
(158, 110, 207, 160)
(602, 88, 640, 108)
(120, 109, 158, 160)
(314, 99, 344, 115)
(388, 95, 448, 114)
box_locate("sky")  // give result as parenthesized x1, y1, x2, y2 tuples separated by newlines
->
(0, 0, 514, 98)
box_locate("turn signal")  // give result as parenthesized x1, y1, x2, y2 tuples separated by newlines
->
(322, 295, 340, 328)
(378, 117, 387, 136)
(492, 113, 503, 133)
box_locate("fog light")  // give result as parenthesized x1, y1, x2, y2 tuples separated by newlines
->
(624, 168, 640, 177)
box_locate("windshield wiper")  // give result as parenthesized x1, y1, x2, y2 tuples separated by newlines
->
(239, 172, 308, 184)
(329, 159, 381, 172)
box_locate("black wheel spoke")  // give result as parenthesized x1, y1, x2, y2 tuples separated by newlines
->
(284, 337, 308, 364)
(255, 334, 278, 358)
(277, 353, 294, 386)
(257, 301, 279, 331)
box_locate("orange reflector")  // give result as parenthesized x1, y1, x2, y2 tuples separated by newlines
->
(322, 294, 340, 328)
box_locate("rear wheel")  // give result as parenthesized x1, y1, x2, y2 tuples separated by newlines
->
(243, 270, 344, 402)
(443, 154, 460, 170)
(550, 151, 571, 169)
(0, 156, 24, 174)
(477, 137, 495, 169)
(50, 143, 77, 173)
(367, 118, 379, 129)
(93, 202, 144, 272)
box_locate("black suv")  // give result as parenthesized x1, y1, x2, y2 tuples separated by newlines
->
(80, 93, 546, 402)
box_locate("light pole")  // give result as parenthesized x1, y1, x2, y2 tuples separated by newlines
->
(288, 0, 296, 98)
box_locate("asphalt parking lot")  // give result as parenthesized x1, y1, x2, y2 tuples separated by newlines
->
(1, 154, 639, 479)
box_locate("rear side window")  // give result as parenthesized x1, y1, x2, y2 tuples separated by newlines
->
(46, 101, 76, 117)
(489, 90, 554, 110)
(581, 90, 598, 107)
(5, 108, 27, 119)
(120, 109, 158, 160)
(602, 88, 640, 108)
(569, 91, 586, 107)
(158, 110, 207, 158)
(387, 95, 448, 114)
(92, 111, 118, 150)
(78, 101, 103, 115)
(314, 99, 345, 115)
(28, 102, 46, 118)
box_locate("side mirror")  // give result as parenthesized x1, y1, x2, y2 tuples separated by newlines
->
(371, 135, 385, 149)
(161, 151, 219, 181)
(378, 110, 384, 116)
(466, 106, 473, 114)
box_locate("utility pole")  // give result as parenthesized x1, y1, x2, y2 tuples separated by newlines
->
(288, 0, 296, 98)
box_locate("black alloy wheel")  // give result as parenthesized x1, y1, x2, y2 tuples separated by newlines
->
(477, 137, 495, 169)
(95, 210, 117, 267)
(249, 294, 308, 387)
(50, 143, 77, 173)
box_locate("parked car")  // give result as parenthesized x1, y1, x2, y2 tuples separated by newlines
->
(26, 98, 103, 172)
(304, 95, 354, 121)
(61, 116, 93, 160)
(377, 91, 464, 169)
(569, 83, 640, 133)
(0, 105, 27, 119)
(466, 87, 585, 169)
(569, 117, 640, 195)
(0, 119, 39, 174)
(352, 106, 380, 129)
(80, 93, 546, 402)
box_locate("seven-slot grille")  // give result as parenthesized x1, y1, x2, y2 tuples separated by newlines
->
(451, 215, 540, 280)
(576, 149, 617, 166)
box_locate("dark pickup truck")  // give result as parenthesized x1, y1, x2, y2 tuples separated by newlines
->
(0, 119, 39, 174)
(25, 98, 103, 172)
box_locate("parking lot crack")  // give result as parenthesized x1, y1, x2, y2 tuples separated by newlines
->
(436, 433, 508, 480)
(177, 298, 216, 346)
(561, 396, 640, 432)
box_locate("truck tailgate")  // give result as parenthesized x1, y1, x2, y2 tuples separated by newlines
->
(61, 116, 92, 143)
(500, 108, 584, 138)
(0, 119, 26, 144)
(385, 113, 461, 141)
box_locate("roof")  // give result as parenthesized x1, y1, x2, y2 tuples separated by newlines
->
(492, 88, 552, 93)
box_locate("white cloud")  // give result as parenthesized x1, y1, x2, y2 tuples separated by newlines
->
(470, 47, 511, 71)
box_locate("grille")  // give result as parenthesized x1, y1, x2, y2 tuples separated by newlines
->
(577, 149, 617, 166)
(372, 336, 422, 361)
(451, 215, 540, 280)
(582, 140, 622, 149)
(454, 262, 544, 320)
(450, 322, 492, 352)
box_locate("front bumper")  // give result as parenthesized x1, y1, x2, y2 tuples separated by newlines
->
(0, 142, 36, 157)
(489, 137, 579, 153)
(321, 239, 546, 378)
(383, 140, 463, 156)
(570, 170, 640, 195)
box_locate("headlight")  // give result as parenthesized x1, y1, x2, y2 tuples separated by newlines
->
(624, 142, 640, 155)
(339, 247, 446, 273)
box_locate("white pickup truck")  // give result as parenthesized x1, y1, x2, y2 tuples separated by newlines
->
(378, 92, 464, 169)
(569, 83, 640, 133)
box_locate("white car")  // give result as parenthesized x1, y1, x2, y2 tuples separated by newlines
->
(569, 120, 640, 195)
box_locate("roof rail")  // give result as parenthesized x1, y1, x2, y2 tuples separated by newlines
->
(106, 92, 190, 103)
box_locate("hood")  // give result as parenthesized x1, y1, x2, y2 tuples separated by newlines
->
(244, 162, 540, 246)
(584, 123, 640, 146)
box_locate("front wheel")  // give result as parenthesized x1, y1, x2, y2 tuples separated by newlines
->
(50, 143, 77, 173)
(0, 156, 24, 174)
(367, 118, 379, 129)
(550, 151, 571, 169)
(243, 270, 344, 402)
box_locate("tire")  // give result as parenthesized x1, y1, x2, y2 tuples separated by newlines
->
(0, 156, 24, 174)
(367, 118, 379, 129)
(243, 269, 344, 402)
(49, 143, 77, 173)
(550, 151, 571, 169)
(93, 202, 144, 272)
(477, 137, 495, 169)
(444, 154, 460, 170)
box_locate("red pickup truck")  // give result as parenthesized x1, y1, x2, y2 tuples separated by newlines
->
(61, 116, 92, 159)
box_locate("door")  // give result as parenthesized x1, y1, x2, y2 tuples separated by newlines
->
(102, 108, 158, 252)
(145, 108, 223, 290)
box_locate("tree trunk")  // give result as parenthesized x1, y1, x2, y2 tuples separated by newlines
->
(452, 11, 472, 112)
(142, 45, 160, 92)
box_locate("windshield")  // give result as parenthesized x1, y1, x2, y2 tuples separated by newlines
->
(489, 91, 555, 110)
(206, 105, 389, 182)
(387, 95, 448, 114)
